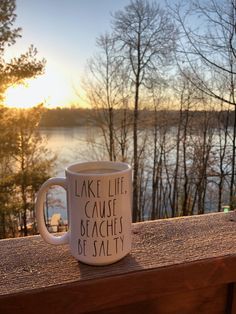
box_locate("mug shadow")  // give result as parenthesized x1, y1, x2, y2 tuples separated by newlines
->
(77, 253, 143, 280)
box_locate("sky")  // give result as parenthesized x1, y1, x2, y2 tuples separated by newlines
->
(4, 0, 135, 108)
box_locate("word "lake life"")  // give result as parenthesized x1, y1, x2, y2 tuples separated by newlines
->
(74, 176, 126, 198)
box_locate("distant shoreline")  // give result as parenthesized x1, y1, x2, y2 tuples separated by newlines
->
(39, 107, 235, 128)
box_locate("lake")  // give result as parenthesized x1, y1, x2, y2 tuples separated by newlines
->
(39, 126, 232, 222)
(40, 126, 97, 174)
(39, 126, 106, 222)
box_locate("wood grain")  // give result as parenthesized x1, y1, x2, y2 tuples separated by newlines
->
(0, 211, 236, 313)
(92, 284, 228, 314)
(230, 283, 236, 314)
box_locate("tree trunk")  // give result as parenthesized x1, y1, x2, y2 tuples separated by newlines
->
(132, 83, 139, 222)
(0, 211, 6, 239)
(229, 105, 236, 209)
(108, 107, 115, 161)
(151, 108, 158, 220)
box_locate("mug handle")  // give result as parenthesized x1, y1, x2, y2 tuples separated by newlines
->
(35, 177, 69, 245)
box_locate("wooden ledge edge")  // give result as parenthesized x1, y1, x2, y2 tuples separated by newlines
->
(1, 253, 236, 300)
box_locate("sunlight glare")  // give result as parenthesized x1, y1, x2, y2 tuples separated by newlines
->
(5, 66, 74, 108)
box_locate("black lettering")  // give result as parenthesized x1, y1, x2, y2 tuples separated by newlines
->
(78, 239, 83, 254)
(121, 177, 124, 194)
(78, 239, 86, 256)
(108, 180, 114, 197)
(119, 216, 123, 234)
(84, 201, 90, 218)
(120, 235, 124, 251)
(91, 221, 98, 237)
(97, 180, 101, 198)
(117, 177, 120, 195)
(81, 180, 87, 197)
(99, 220, 106, 238)
(88, 180, 95, 197)
(93, 240, 97, 257)
(80, 220, 90, 237)
(106, 240, 112, 256)
(83, 239, 87, 255)
(106, 219, 114, 236)
(92, 201, 98, 218)
(112, 198, 117, 216)
(114, 237, 119, 254)
(107, 199, 112, 218)
(99, 240, 106, 256)
(85, 220, 89, 237)
(114, 217, 118, 235)
(100, 200, 106, 218)
(80, 220, 85, 236)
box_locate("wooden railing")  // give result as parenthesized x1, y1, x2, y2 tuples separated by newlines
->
(0, 211, 236, 313)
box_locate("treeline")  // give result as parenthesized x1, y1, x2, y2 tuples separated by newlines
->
(0, 106, 55, 239)
(2, 0, 236, 238)
(39, 107, 236, 129)
(0, 1, 51, 239)
(85, 101, 235, 220)
(82, 0, 236, 222)
(40, 107, 92, 127)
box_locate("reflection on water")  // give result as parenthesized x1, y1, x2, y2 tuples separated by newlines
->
(39, 126, 105, 223)
(39, 126, 102, 175)
(38, 126, 232, 223)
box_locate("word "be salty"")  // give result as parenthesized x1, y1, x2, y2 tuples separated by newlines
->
(78, 236, 124, 257)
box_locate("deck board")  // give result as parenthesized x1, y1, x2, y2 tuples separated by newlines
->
(1, 211, 236, 313)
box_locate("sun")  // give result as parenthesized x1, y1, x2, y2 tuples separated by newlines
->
(4, 67, 76, 109)
(5, 82, 47, 109)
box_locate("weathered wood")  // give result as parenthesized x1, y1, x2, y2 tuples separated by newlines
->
(91, 285, 228, 314)
(231, 283, 236, 314)
(0, 211, 236, 313)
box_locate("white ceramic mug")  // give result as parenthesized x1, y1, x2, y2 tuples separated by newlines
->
(35, 161, 132, 265)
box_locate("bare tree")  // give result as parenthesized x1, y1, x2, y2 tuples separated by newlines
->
(172, 0, 236, 209)
(214, 103, 231, 211)
(84, 33, 131, 162)
(112, 0, 178, 222)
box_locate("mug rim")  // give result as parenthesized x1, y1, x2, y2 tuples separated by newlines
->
(66, 161, 131, 176)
